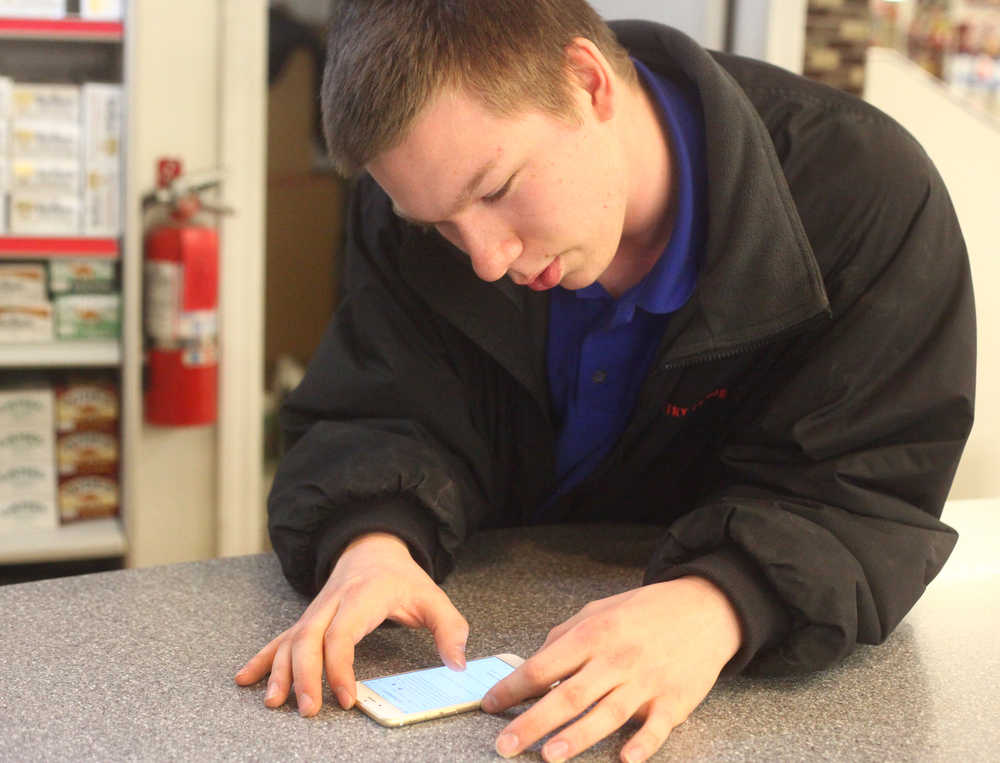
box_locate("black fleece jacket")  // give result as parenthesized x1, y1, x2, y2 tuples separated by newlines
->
(268, 22, 975, 676)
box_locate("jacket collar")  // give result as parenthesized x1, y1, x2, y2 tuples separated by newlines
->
(397, 21, 829, 395)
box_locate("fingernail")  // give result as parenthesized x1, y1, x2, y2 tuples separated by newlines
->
(497, 732, 519, 757)
(297, 692, 313, 716)
(544, 740, 569, 763)
(265, 683, 278, 702)
(335, 686, 353, 709)
(481, 693, 498, 713)
(623, 747, 644, 763)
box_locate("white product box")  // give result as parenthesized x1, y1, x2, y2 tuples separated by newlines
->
(0, 460, 55, 501)
(0, 0, 66, 19)
(82, 165, 120, 236)
(0, 301, 54, 343)
(10, 158, 81, 196)
(0, 157, 7, 235)
(0, 119, 8, 156)
(0, 428, 54, 465)
(0, 388, 54, 432)
(0, 77, 12, 117)
(9, 120, 81, 160)
(82, 83, 122, 166)
(49, 259, 116, 294)
(0, 263, 47, 302)
(0, 494, 59, 532)
(9, 192, 80, 235)
(11, 84, 80, 123)
(80, 0, 121, 20)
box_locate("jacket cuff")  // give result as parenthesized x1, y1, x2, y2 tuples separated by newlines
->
(312, 496, 440, 593)
(644, 546, 790, 674)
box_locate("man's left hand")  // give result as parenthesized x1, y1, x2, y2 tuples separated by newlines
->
(481, 576, 743, 762)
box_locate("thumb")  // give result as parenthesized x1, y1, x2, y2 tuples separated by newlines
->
(420, 587, 470, 671)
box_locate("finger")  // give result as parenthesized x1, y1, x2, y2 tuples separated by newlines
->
(235, 629, 288, 684)
(620, 696, 678, 763)
(289, 622, 328, 717)
(537, 684, 646, 763)
(492, 663, 619, 759)
(418, 586, 470, 670)
(322, 584, 397, 707)
(264, 638, 294, 708)
(484, 633, 586, 714)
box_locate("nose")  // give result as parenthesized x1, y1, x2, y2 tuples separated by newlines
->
(450, 217, 523, 282)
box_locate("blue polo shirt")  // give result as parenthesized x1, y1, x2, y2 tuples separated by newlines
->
(545, 60, 707, 501)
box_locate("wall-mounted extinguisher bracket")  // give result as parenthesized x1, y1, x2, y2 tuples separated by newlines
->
(142, 158, 232, 427)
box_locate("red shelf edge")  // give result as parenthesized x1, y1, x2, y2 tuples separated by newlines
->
(0, 236, 119, 259)
(0, 17, 123, 40)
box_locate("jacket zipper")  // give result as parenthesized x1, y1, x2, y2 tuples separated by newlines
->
(657, 310, 831, 373)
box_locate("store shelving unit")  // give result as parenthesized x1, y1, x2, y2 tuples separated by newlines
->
(0, 16, 123, 42)
(0, 12, 128, 564)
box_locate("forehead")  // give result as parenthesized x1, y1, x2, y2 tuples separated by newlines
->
(366, 88, 540, 218)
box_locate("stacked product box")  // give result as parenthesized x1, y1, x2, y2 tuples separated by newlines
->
(81, 83, 123, 236)
(0, 79, 122, 236)
(8, 83, 82, 235)
(51, 259, 119, 340)
(0, 0, 66, 18)
(804, 0, 873, 96)
(0, 385, 59, 533)
(80, 0, 122, 20)
(0, 261, 53, 342)
(1, 76, 10, 234)
(55, 374, 119, 522)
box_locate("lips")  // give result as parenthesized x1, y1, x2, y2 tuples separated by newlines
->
(527, 258, 562, 291)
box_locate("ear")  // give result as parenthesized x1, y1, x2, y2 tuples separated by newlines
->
(564, 37, 616, 122)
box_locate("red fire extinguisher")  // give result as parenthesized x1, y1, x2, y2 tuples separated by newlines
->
(142, 159, 228, 427)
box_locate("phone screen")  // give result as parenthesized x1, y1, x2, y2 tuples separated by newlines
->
(360, 656, 516, 715)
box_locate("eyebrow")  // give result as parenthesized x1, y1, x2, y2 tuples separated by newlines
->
(393, 156, 501, 225)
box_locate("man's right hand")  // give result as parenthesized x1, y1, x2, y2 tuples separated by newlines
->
(234, 531, 469, 716)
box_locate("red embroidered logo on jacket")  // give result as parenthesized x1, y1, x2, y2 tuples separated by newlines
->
(664, 388, 728, 418)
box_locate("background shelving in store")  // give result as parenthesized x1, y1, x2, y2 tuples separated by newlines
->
(0, 5, 127, 565)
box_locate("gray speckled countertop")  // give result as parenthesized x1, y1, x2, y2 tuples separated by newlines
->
(1, 499, 997, 762)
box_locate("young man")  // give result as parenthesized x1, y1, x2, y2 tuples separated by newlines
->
(236, 2, 975, 761)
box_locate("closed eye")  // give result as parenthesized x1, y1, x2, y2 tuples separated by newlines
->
(483, 174, 515, 204)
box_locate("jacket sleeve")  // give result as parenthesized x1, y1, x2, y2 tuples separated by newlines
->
(267, 176, 496, 597)
(644, 121, 975, 676)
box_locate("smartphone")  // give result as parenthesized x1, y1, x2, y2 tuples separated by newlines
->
(355, 653, 524, 727)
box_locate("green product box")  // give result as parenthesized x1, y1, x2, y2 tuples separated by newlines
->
(55, 294, 120, 340)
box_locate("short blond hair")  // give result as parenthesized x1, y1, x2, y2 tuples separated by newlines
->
(321, 0, 637, 176)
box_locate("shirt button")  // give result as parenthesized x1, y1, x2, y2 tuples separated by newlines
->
(591, 370, 608, 384)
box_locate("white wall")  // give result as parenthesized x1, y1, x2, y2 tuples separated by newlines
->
(123, 0, 266, 567)
(590, 0, 728, 50)
(865, 48, 1000, 500)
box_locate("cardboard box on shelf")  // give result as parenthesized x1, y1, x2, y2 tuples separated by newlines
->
(0, 0, 66, 18)
(10, 84, 80, 124)
(9, 121, 81, 161)
(49, 259, 116, 295)
(0, 77, 12, 117)
(56, 430, 118, 477)
(0, 301, 54, 343)
(55, 378, 118, 434)
(0, 263, 47, 302)
(0, 460, 55, 501)
(0, 428, 54, 465)
(58, 473, 118, 522)
(0, 387, 53, 434)
(82, 166, 120, 236)
(0, 494, 58, 532)
(81, 83, 122, 166)
(9, 193, 80, 235)
(54, 293, 120, 340)
(10, 158, 81, 196)
(80, 0, 122, 20)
